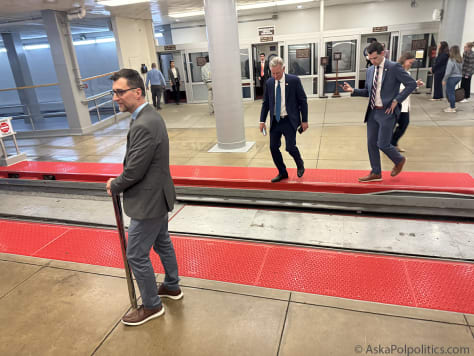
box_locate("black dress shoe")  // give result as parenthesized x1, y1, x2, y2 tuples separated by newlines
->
(297, 166, 305, 178)
(271, 174, 288, 183)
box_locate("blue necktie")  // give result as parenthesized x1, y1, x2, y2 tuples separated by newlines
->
(275, 80, 281, 122)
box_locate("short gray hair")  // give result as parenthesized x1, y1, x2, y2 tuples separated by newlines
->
(269, 56, 285, 68)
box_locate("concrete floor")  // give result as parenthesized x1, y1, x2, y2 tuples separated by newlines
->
(6, 94, 474, 176)
(1, 253, 473, 356)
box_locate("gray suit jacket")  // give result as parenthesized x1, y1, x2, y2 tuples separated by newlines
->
(352, 59, 417, 122)
(111, 104, 176, 219)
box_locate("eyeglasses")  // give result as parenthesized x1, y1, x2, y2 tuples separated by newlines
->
(112, 88, 137, 97)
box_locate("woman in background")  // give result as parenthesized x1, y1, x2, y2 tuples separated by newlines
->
(460, 41, 474, 103)
(430, 41, 449, 101)
(443, 45, 463, 113)
(391, 52, 424, 152)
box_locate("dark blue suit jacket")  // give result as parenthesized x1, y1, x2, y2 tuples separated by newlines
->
(259, 73, 308, 131)
(352, 59, 416, 122)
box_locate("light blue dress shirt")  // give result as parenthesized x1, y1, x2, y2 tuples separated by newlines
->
(145, 69, 166, 87)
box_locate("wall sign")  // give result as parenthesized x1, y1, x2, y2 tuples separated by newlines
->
(260, 36, 274, 42)
(257, 26, 275, 37)
(164, 45, 176, 51)
(296, 48, 310, 59)
(372, 26, 388, 32)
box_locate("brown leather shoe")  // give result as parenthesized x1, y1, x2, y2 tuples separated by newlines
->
(158, 284, 183, 300)
(391, 157, 407, 177)
(121, 305, 164, 326)
(358, 173, 382, 183)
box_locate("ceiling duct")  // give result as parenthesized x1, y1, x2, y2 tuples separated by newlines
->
(67, 6, 87, 20)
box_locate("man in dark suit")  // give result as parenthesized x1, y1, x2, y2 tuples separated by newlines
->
(342, 42, 416, 182)
(107, 68, 182, 326)
(256, 53, 270, 96)
(168, 60, 181, 104)
(260, 56, 308, 183)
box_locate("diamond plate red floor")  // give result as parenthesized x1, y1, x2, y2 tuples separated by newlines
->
(1, 219, 473, 314)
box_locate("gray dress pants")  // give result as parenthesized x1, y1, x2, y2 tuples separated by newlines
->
(366, 109, 404, 175)
(127, 212, 180, 309)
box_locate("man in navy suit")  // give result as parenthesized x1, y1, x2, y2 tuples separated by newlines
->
(260, 56, 308, 183)
(342, 42, 416, 182)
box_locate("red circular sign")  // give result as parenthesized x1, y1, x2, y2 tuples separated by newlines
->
(0, 122, 10, 134)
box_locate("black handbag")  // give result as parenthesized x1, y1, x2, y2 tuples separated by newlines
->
(455, 87, 465, 102)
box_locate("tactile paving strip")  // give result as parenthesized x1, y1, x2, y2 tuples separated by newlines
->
(1, 219, 473, 314)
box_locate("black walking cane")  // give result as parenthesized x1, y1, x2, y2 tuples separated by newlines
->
(112, 194, 138, 309)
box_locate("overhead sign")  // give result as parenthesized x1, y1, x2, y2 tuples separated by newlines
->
(257, 26, 275, 37)
(0, 118, 13, 137)
(163, 45, 176, 51)
(372, 26, 388, 32)
(260, 36, 274, 42)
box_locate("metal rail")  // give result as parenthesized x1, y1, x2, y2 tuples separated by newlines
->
(0, 178, 472, 218)
(112, 194, 138, 309)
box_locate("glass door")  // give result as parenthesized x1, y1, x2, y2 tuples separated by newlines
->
(158, 50, 187, 104)
(322, 35, 359, 96)
(284, 40, 318, 98)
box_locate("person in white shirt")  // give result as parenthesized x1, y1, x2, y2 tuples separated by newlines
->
(391, 52, 424, 152)
(201, 56, 213, 115)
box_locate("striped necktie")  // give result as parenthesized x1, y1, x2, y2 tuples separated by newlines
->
(370, 66, 380, 109)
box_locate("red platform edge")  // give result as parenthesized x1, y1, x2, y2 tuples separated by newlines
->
(1, 218, 473, 314)
(1, 161, 473, 195)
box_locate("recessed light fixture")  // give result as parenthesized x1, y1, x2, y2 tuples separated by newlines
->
(97, 0, 149, 7)
(169, 0, 315, 18)
(297, 5, 303, 9)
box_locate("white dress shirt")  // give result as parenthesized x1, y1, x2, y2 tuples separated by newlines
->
(274, 73, 287, 117)
(373, 58, 385, 107)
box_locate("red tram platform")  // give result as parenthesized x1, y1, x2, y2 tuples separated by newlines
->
(1, 161, 473, 195)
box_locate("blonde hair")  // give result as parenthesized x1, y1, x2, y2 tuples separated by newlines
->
(449, 45, 462, 63)
(269, 56, 285, 68)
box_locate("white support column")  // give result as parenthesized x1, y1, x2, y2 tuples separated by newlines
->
(1, 32, 42, 123)
(204, 0, 249, 150)
(438, 0, 467, 45)
(318, 0, 326, 98)
(111, 17, 157, 106)
(42, 10, 92, 133)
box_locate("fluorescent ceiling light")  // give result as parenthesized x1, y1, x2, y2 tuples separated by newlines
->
(97, 0, 149, 7)
(168, 10, 204, 18)
(0, 48, 6, 53)
(154, 33, 163, 38)
(169, 0, 315, 18)
(95, 37, 116, 43)
(74, 39, 96, 46)
(24, 44, 50, 50)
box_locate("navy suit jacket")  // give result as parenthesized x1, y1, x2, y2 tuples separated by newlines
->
(260, 73, 308, 131)
(352, 59, 416, 122)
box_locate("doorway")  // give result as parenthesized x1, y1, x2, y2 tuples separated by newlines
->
(251, 43, 278, 99)
(158, 51, 187, 104)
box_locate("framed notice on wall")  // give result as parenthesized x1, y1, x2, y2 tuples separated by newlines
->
(296, 48, 310, 59)
(196, 57, 206, 66)
(411, 39, 427, 50)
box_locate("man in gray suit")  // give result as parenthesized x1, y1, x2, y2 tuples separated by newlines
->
(342, 42, 416, 182)
(107, 68, 182, 326)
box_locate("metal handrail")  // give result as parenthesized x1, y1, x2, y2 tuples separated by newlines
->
(81, 90, 113, 103)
